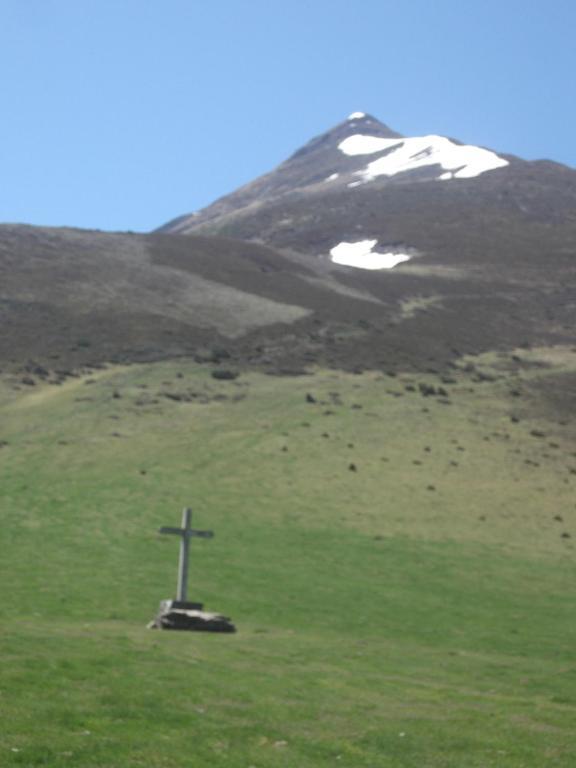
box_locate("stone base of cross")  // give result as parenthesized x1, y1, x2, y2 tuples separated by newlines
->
(148, 600, 236, 633)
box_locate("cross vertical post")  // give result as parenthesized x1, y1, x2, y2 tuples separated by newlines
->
(177, 507, 191, 602)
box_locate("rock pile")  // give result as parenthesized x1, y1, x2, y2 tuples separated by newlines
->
(148, 600, 236, 633)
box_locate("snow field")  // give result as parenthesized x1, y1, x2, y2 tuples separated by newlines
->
(338, 134, 508, 180)
(330, 240, 412, 270)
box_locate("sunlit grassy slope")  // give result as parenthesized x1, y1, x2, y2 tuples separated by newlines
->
(1, 350, 575, 767)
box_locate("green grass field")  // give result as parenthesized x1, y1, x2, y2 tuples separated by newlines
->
(1, 351, 575, 767)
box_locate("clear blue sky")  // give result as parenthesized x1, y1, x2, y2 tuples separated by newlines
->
(1, 0, 575, 232)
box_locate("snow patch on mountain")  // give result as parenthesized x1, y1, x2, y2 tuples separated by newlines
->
(339, 135, 400, 156)
(330, 240, 412, 270)
(338, 134, 508, 180)
(348, 112, 366, 120)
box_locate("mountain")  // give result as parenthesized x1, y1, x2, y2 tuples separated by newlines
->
(156, 112, 576, 358)
(2, 114, 576, 376)
(157, 112, 576, 264)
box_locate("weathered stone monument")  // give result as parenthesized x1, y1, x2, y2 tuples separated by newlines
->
(148, 507, 236, 632)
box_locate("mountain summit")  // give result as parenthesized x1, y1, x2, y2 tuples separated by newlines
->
(158, 113, 403, 235)
(158, 112, 513, 241)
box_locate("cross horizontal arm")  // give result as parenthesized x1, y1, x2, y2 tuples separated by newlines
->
(158, 527, 214, 538)
(159, 526, 184, 535)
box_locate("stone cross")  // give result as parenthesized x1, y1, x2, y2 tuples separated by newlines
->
(159, 508, 214, 603)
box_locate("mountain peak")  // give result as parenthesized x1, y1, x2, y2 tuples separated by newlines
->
(345, 111, 400, 134)
(158, 113, 512, 236)
(288, 113, 402, 162)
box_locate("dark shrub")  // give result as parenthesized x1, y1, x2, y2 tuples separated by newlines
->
(211, 369, 239, 381)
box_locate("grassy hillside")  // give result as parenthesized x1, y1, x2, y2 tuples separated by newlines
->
(1, 350, 575, 767)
